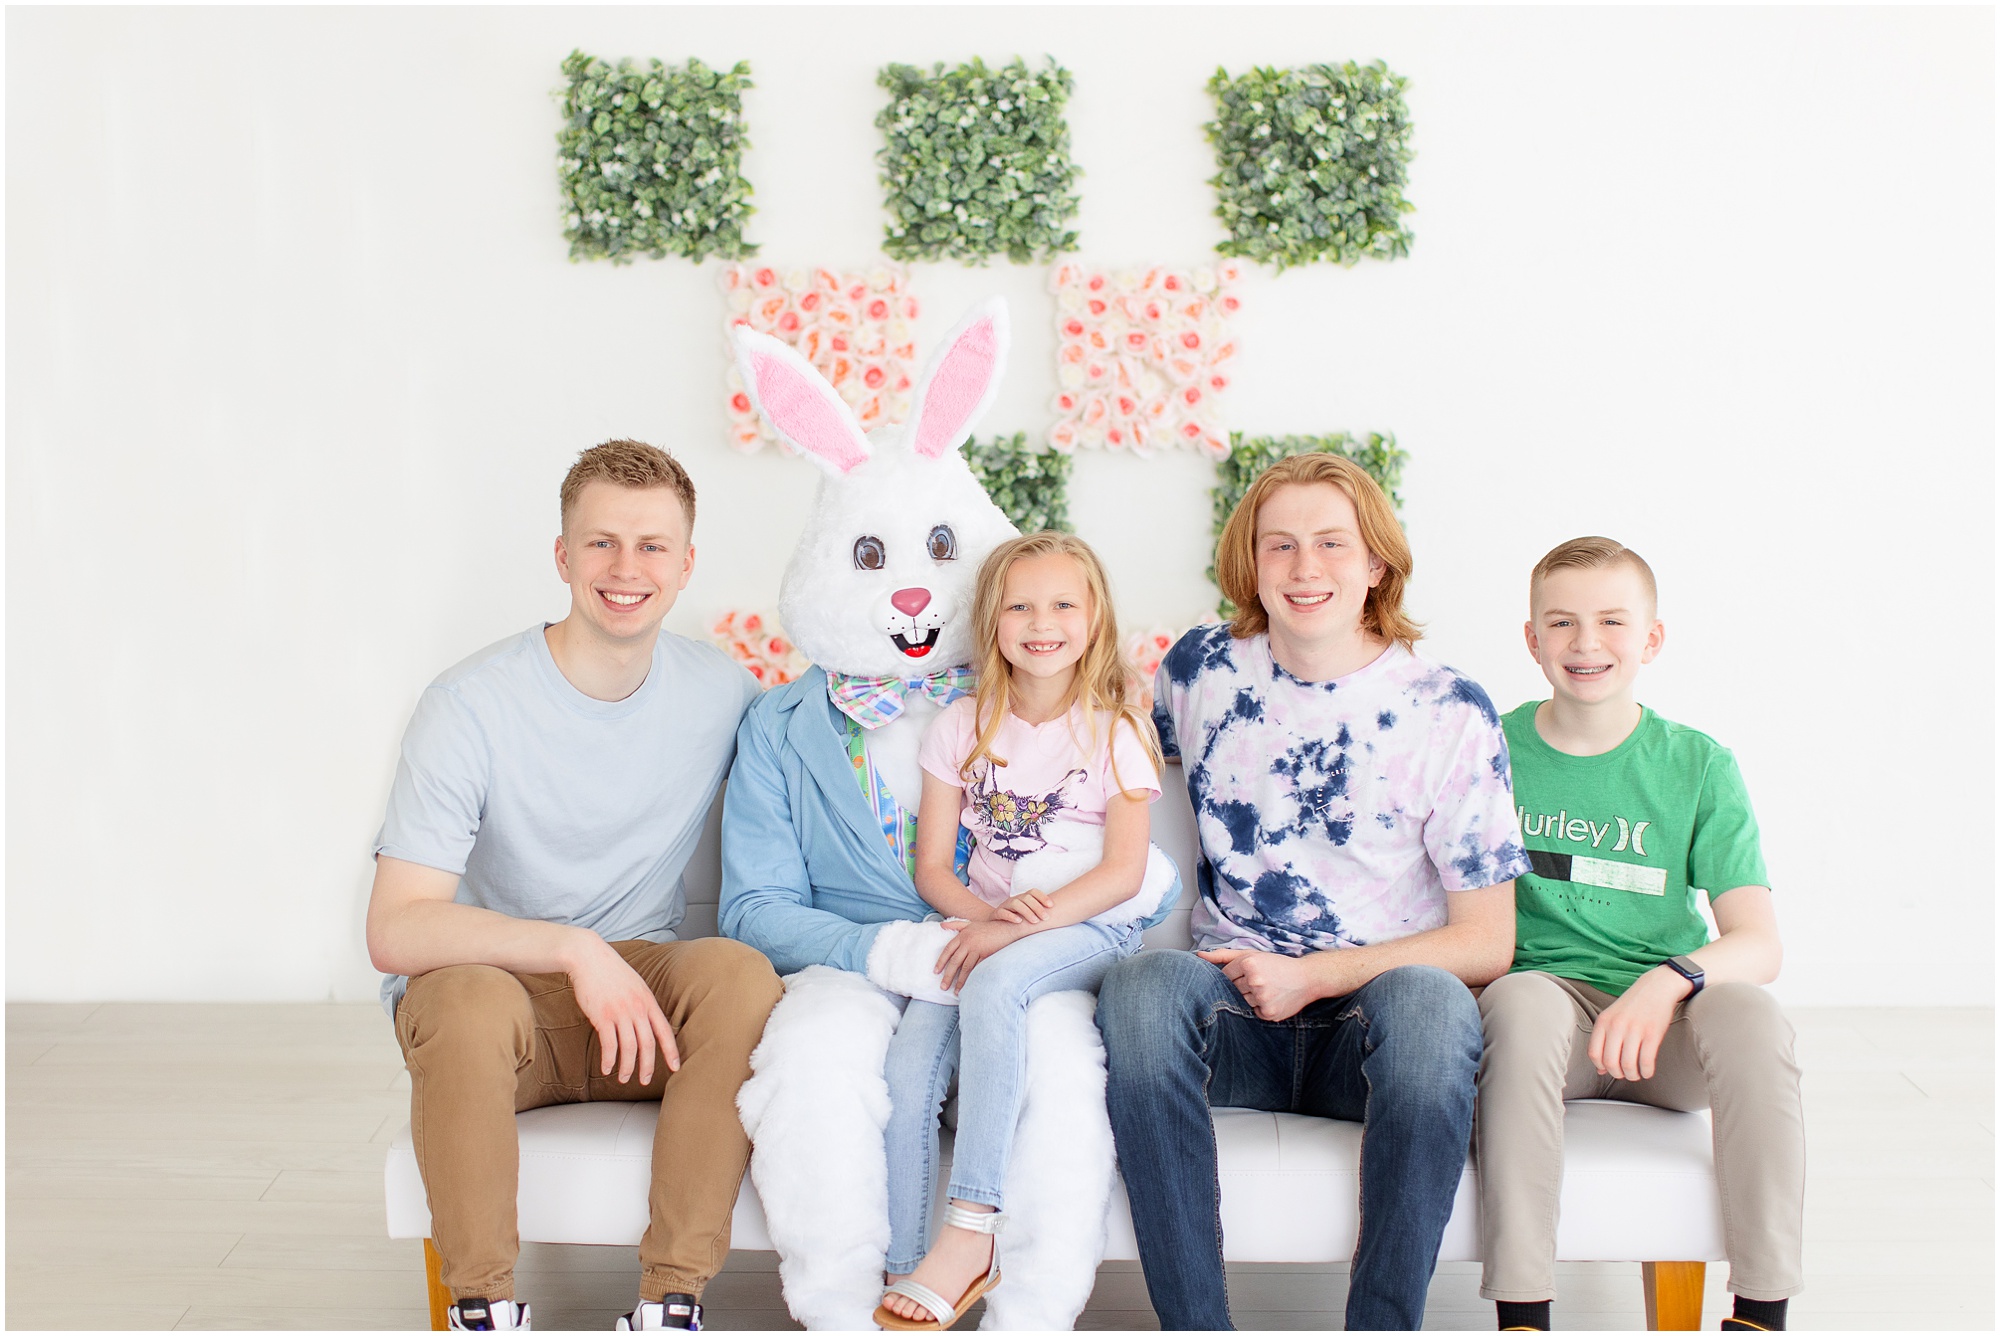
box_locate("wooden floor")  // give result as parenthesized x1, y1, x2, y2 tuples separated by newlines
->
(6, 1002, 1991, 1331)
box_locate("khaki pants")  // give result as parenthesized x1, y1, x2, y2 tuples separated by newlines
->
(394, 937, 783, 1303)
(1475, 972, 1805, 1302)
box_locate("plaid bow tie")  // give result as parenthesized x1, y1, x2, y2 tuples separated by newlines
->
(826, 665, 975, 730)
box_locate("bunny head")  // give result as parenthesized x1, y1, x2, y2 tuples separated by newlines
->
(734, 300, 1021, 678)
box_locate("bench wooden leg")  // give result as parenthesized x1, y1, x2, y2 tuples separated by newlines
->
(424, 1238, 450, 1331)
(1642, 1261, 1704, 1330)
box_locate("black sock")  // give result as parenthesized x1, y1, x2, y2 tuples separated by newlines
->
(1732, 1296, 1788, 1329)
(1496, 1300, 1551, 1330)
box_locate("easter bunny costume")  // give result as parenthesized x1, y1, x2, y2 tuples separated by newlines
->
(720, 301, 1143, 1330)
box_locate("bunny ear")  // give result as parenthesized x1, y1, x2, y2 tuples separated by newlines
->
(904, 299, 1009, 459)
(731, 326, 871, 474)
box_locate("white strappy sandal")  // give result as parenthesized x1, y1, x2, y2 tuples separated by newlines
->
(873, 1202, 1005, 1331)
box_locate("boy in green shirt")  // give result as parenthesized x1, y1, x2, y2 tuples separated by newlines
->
(1476, 537, 1804, 1332)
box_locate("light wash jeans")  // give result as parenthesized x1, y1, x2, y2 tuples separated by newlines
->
(882, 919, 1140, 1273)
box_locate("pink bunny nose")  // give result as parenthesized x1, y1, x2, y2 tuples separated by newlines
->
(891, 587, 932, 616)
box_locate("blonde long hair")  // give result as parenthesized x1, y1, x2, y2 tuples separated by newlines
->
(961, 531, 1163, 792)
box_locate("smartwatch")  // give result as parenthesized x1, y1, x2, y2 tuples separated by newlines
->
(1663, 954, 1705, 996)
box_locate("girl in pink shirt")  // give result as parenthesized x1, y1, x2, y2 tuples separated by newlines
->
(874, 532, 1178, 1330)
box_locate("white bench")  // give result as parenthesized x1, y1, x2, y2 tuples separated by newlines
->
(385, 772, 1724, 1329)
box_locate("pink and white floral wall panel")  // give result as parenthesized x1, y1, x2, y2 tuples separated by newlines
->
(709, 609, 808, 687)
(720, 264, 922, 454)
(1047, 261, 1243, 458)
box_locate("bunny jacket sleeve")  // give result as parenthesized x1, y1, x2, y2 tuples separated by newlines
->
(720, 669, 935, 976)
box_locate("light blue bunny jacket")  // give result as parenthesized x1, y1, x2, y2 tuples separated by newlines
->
(719, 666, 1179, 976)
(720, 667, 930, 974)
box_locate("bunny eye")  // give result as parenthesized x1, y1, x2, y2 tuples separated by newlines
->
(927, 525, 958, 562)
(853, 536, 886, 571)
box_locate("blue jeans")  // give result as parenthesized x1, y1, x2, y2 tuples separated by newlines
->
(882, 920, 1140, 1273)
(1098, 949, 1482, 1330)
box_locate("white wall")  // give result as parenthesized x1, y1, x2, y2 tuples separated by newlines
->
(7, 6, 1991, 1004)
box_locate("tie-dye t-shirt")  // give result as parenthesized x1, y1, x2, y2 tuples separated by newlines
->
(1152, 626, 1529, 956)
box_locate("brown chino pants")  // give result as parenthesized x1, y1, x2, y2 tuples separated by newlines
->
(394, 937, 783, 1303)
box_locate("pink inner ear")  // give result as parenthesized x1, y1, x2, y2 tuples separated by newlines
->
(912, 319, 998, 458)
(752, 353, 868, 473)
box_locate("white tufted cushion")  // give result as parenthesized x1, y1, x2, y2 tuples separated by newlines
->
(385, 1097, 1722, 1263)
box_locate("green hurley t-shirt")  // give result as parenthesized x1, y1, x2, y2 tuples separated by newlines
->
(1502, 702, 1769, 995)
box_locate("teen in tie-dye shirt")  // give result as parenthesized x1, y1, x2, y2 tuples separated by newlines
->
(1099, 454, 1527, 1333)
(1152, 623, 1530, 956)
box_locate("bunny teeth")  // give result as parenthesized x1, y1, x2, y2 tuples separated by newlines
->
(890, 629, 941, 658)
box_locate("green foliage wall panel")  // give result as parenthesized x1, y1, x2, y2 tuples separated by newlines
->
(967, 433, 1073, 533)
(1206, 62, 1415, 269)
(877, 58, 1082, 265)
(558, 52, 756, 263)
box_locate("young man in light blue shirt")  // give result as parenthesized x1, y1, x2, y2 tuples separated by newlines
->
(367, 440, 780, 1332)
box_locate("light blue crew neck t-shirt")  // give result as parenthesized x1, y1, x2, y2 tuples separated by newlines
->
(373, 623, 760, 1013)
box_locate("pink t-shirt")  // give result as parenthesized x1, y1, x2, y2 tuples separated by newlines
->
(918, 697, 1163, 906)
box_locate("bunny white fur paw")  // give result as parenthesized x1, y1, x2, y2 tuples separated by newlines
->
(1010, 828, 1181, 928)
(736, 966, 900, 1329)
(864, 919, 962, 1006)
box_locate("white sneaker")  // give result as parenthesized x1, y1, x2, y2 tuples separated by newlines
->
(616, 1294, 703, 1330)
(448, 1297, 531, 1330)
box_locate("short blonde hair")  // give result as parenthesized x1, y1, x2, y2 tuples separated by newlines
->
(1529, 536, 1658, 614)
(560, 439, 697, 533)
(1215, 453, 1421, 646)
